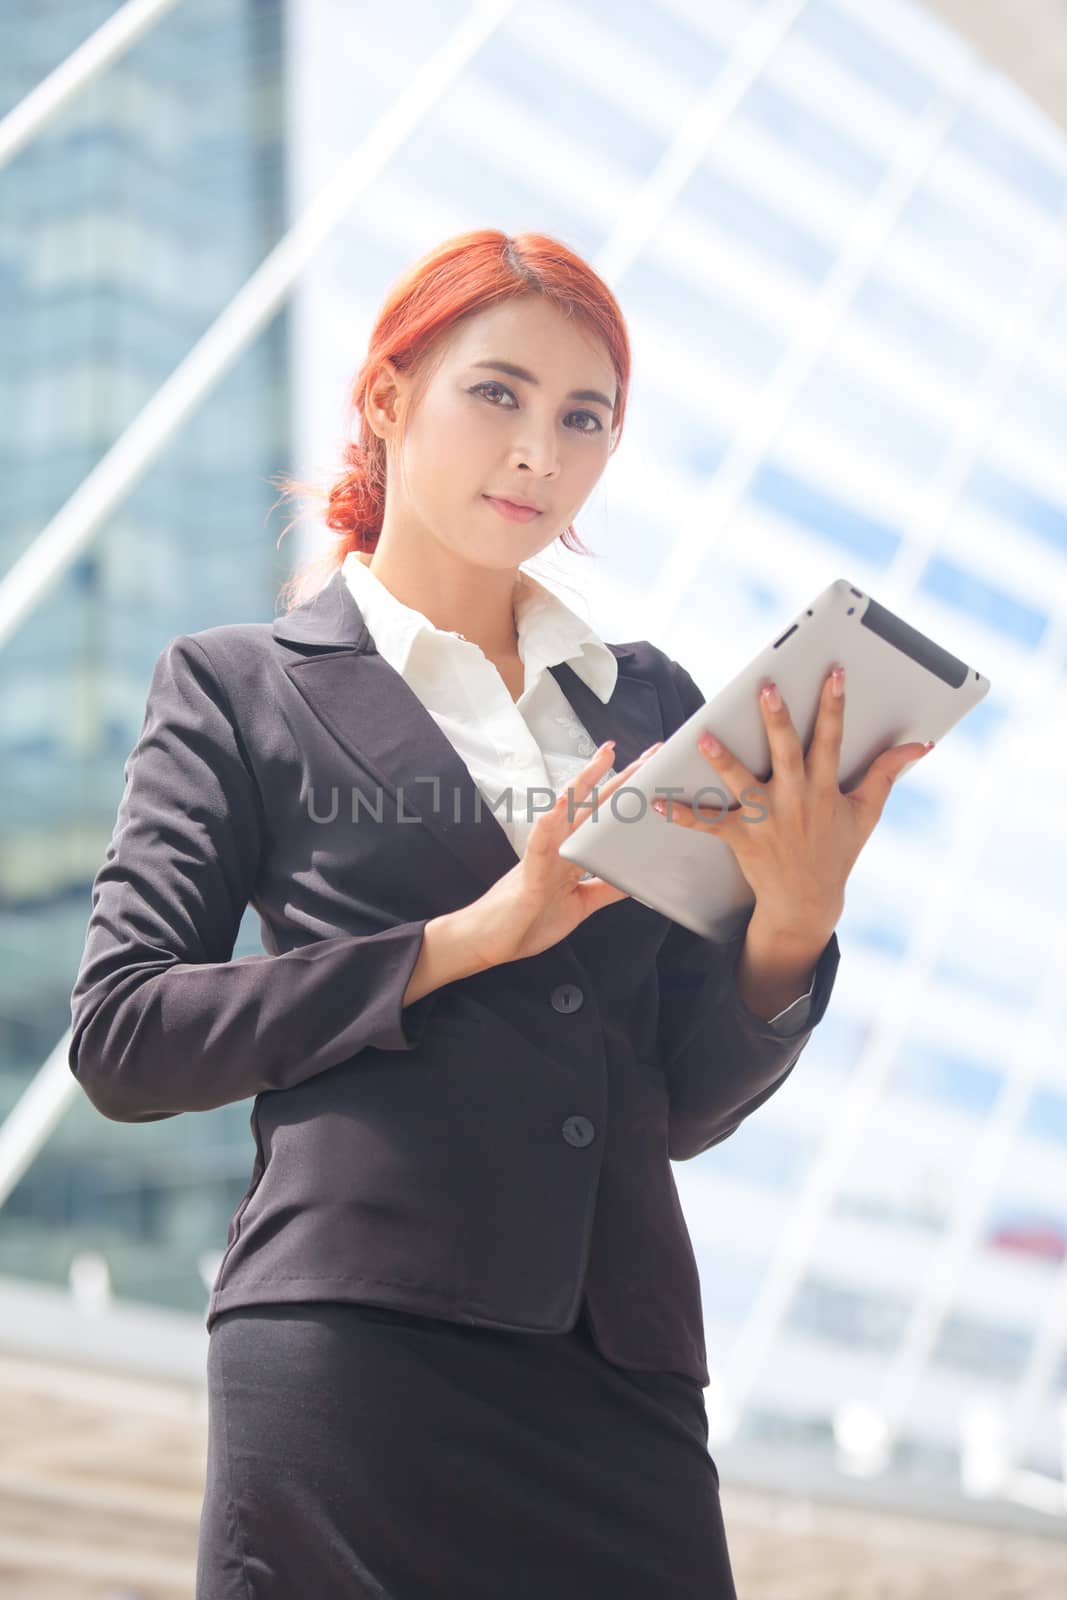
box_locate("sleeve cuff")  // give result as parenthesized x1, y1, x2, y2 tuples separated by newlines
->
(767, 989, 814, 1032)
(730, 928, 841, 1039)
(362, 918, 442, 1052)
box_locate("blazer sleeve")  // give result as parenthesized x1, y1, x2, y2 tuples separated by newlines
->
(655, 656, 841, 1162)
(68, 633, 443, 1124)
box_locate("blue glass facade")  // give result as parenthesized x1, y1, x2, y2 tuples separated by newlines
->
(1, 0, 288, 1309)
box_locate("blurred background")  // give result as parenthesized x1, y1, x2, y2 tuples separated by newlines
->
(2, 0, 1066, 1595)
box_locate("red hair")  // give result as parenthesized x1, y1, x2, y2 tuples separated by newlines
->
(271, 229, 632, 615)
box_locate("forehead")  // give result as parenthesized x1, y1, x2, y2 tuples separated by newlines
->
(445, 297, 611, 379)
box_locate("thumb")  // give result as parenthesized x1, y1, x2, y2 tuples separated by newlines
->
(576, 875, 630, 917)
(852, 741, 932, 811)
(892, 740, 934, 784)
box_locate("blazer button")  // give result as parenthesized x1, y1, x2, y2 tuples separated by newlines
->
(561, 1115, 596, 1147)
(550, 983, 584, 1014)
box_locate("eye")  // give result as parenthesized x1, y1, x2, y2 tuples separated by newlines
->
(469, 381, 603, 435)
(471, 380, 516, 409)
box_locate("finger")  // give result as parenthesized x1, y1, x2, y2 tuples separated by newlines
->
(561, 741, 618, 808)
(538, 740, 643, 843)
(850, 741, 933, 816)
(889, 740, 934, 783)
(694, 726, 752, 801)
(594, 741, 665, 797)
(806, 665, 846, 786)
(651, 792, 732, 834)
(527, 742, 617, 855)
(554, 742, 664, 832)
(756, 679, 802, 779)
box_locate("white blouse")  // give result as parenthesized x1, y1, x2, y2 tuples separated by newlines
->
(341, 552, 813, 1032)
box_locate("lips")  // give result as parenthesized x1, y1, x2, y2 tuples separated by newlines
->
(483, 495, 542, 523)
(486, 493, 541, 511)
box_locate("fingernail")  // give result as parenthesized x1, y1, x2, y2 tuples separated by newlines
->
(652, 798, 665, 814)
(699, 731, 722, 756)
(922, 741, 934, 753)
(831, 666, 844, 697)
(761, 683, 781, 710)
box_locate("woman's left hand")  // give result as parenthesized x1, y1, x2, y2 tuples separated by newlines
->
(651, 665, 933, 943)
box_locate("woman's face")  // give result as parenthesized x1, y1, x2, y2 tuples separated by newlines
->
(371, 293, 618, 573)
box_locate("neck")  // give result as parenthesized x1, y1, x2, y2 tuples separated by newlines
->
(358, 547, 525, 660)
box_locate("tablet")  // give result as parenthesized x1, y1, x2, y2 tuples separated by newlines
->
(557, 578, 991, 943)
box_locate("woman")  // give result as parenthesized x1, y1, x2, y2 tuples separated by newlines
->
(68, 229, 928, 1598)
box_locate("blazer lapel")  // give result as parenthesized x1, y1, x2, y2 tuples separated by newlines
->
(272, 568, 663, 899)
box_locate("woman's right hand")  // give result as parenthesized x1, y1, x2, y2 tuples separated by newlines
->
(454, 740, 664, 971)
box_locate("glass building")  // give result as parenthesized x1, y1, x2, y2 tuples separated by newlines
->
(0, 0, 289, 1300)
(4, 0, 1066, 1524)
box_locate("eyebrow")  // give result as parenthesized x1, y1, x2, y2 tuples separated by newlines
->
(470, 360, 615, 413)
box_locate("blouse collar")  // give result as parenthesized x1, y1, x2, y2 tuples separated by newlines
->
(340, 551, 619, 704)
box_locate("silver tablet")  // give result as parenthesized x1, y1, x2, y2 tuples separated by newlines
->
(558, 578, 991, 943)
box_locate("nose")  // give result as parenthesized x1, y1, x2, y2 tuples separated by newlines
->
(509, 420, 561, 478)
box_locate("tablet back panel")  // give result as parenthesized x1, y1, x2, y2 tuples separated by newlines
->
(558, 578, 991, 942)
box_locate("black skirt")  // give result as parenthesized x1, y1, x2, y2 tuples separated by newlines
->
(195, 1298, 737, 1599)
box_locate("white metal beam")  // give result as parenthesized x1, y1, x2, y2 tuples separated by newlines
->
(0, 0, 182, 172)
(0, 0, 520, 652)
(864, 207, 1067, 1460)
(875, 911, 1067, 1457)
(642, 46, 980, 644)
(0, 1032, 74, 1210)
(595, 0, 810, 287)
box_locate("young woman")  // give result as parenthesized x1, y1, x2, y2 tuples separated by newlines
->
(69, 229, 928, 1599)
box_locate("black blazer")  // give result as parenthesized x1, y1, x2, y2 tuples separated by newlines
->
(68, 566, 840, 1385)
